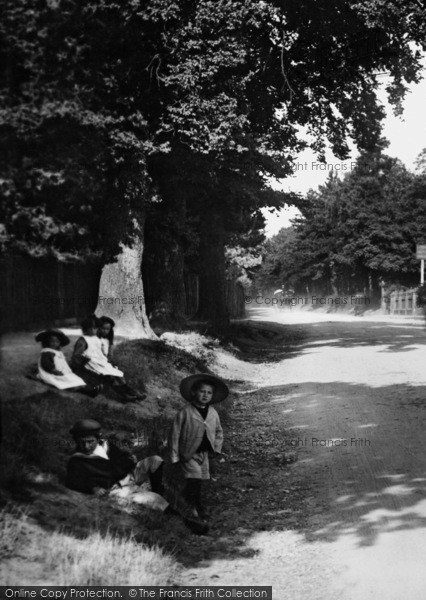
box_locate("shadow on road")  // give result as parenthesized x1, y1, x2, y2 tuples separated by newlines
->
(232, 318, 426, 363)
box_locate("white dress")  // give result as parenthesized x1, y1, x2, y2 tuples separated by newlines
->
(100, 337, 110, 359)
(82, 335, 124, 377)
(38, 348, 87, 390)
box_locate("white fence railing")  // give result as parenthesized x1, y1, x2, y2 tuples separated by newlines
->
(382, 288, 423, 315)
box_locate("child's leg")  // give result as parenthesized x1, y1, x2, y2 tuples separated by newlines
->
(71, 384, 102, 397)
(120, 382, 147, 400)
(182, 452, 210, 518)
(184, 478, 202, 515)
(133, 455, 165, 495)
(108, 377, 146, 402)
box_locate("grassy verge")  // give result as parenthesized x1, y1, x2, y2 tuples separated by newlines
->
(0, 506, 179, 585)
(0, 332, 234, 584)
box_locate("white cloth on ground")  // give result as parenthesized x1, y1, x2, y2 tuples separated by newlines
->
(110, 455, 168, 511)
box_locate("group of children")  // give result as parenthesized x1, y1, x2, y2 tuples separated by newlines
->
(35, 318, 229, 534)
(64, 377, 227, 534)
(35, 315, 146, 402)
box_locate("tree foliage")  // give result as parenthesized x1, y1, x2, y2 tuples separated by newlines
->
(1, 0, 426, 326)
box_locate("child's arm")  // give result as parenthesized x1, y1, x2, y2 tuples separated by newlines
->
(40, 351, 63, 376)
(106, 345, 114, 363)
(169, 411, 185, 464)
(213, 414, 224, 454)
(71, 337, 90, 368)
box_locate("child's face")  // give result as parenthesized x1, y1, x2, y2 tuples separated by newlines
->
(193, 383, 214, 406)
(76, 435, 98, 455)
(85, 325, 97, 336)
(47, 335, 61, 350)
(98, 323, 111, 338)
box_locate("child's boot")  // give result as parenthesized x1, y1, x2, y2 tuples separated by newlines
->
(149, 462, 165, 496)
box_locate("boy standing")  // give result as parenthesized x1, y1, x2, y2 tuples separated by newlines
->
(170, 374, 229, 520)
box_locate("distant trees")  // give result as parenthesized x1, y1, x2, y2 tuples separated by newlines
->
(257, 149, 426, 297)
(2, 1, 426, 331)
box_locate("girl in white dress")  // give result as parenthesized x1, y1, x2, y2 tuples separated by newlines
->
(71, 316, 146, 402)
(35, 329, 100, 397)
(98, 315, 148, 402)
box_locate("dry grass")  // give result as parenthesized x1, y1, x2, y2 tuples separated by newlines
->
(46, 529, 179, 586)
(0, 506, 180, 586)
(0, 505, 30, 559)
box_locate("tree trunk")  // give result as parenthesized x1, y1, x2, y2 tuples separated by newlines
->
(96, 217, 156, 339)
(143, 198, 187, 328)
(197, 207, 229, 329)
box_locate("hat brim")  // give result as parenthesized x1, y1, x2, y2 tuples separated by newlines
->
(180, 374, 229, 404)
(35, 329, 70, 347)
(69, 419, 102, 437)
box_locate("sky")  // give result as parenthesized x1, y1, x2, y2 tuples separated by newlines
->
(262, 60, 426, 237)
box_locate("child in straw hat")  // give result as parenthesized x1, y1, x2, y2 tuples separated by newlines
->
(170, 374, 229, 520)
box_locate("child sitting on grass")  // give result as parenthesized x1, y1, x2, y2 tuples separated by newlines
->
(170, 374, 228, 521)
(66, 419, 208, 534)
(35, 329, 101, 397)
(97, 315, 147, 397)
(71, 315, 145, 403)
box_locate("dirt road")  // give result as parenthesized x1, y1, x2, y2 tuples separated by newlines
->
(182, 308, 426, 599)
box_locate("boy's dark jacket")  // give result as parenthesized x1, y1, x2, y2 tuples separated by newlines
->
(66, 442, 134, 493)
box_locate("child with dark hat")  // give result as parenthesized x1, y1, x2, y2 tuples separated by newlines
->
(66, 419, 208, 534)
(66, 419, 166, 504)
(35, 329, 100, 397)
(170, 374, 229, 521)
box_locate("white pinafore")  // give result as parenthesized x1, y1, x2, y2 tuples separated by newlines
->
(38, 348, 87, 390)
(82, 335, 124, 377)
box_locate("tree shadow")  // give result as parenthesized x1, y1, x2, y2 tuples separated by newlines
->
(188, 379, 426, 565)
(230, 317, 426, 363)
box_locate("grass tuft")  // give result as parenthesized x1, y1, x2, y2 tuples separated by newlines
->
(0, 506, 180, 585)
(46, 529, 179, 586)
(0, 505, 30, 559)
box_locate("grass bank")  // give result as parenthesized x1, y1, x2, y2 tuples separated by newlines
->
(0, 330, 235, 584)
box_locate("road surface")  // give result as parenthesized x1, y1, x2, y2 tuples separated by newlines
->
(183, 307, 426, 599)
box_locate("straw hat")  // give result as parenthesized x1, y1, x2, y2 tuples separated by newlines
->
(180, 374, 229, 404)
(35, 329, 70, 347)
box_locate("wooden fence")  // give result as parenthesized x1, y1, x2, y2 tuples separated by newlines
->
(0, 256, 245, 331)
(184, 275, 246, 319)
(0, 255, 102, 331)
(225, 279, 246, 318)
(381, 288, 423, 316)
